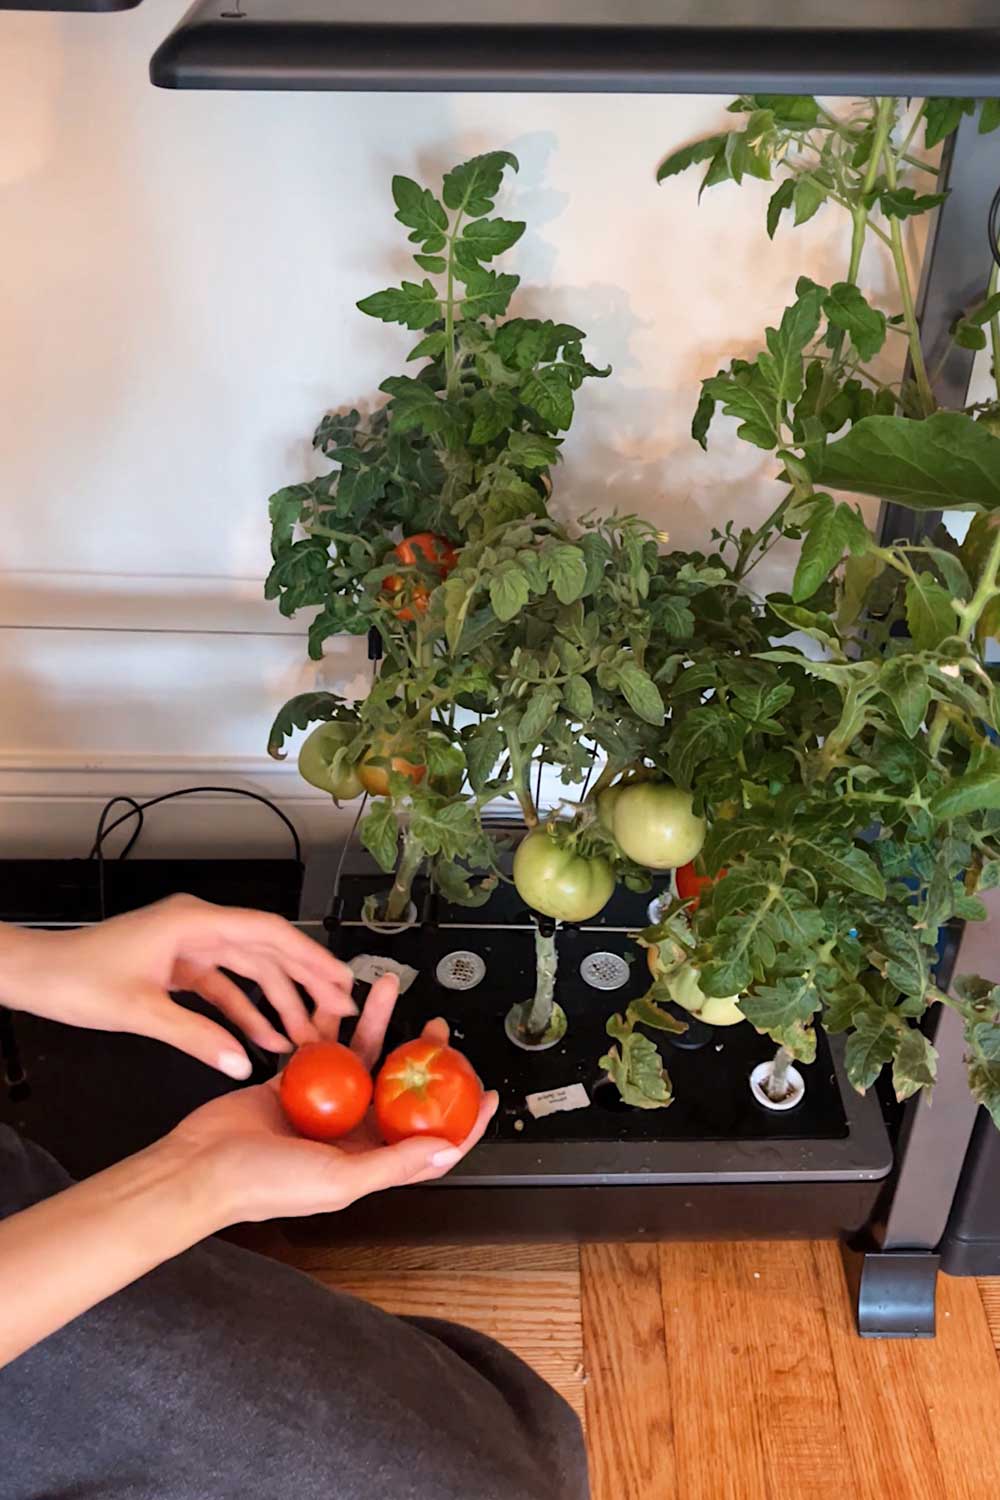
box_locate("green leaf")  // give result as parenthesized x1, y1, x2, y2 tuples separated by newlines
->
(442, 151, 519, 216)
(793, 174, 828, 225)
(357, 279, 440, 330)
(845, 1010, 898, 1092)
(968, 1054, 1000, 1128)
(879, 658, 930, 738)
(923, 98, 975, 149)
(412, 253, 447, 274)
(817, 413, 1000, 512)
(268, 485, 306, 550)
(752, 94, 820, 125)
(379, 376, 464, 444)
(792, 496, 866, 602)
(468, 391, 517, 445)
(600, 1031, 673, 1109)
(797, 840, 886, 900)
(893, 1027, 938, 1102)
(837, 550, 887, 632)
(628, 994, 688, 1035)
(617, 663, 665, 727)
(691, 386, 717, 449)
(391, 174, 448, 250)
(823, 282, 887, 361)
(461, 217, 525, 259)
(881, 923, 928, 1001)
(563, 674, 594, 721)
(877, 186, 948, 220)
(669, 706, 738, 788)
(701, 366, 779, 450)
(266, 692, 347, 759)
(656, 133, 728, 182)
(521, 366, 575, 430)
(505, 430, 560, 470)
(905, 571, 958, 649)
(407, 330, 448, 362)
(740, 977, 820, 1061)
(759, 281, 825, 404)
(766, 178, 795, 239)
(730, 679, 794, 729)
(360, 800, 399, 874)
(980, 98, 1000, 134)
(931, 768, 1000, 821)
(519, 685, 561, 746)
(460, 269, 520, 320)
(464, 721, 505, 791)
(489, 563, 531, 622)
(545, 544, 588, 605)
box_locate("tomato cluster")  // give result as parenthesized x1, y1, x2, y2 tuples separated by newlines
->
(280, 1036, 482, 1147)
(383, 532, 458, 621)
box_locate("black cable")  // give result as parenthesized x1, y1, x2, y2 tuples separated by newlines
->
(89, 787, 303, 920)
(990, 181, 1000, 271)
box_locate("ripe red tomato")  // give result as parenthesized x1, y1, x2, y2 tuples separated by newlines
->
(675, 860, 726, 911)
(384, 533, 458, 621)
(375, 1038, 483, 1146)
(279, 1041, 373, 1142)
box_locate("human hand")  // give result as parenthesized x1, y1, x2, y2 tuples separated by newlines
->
(169, 972, 498, 1224)
(0, 895, 358, 1079)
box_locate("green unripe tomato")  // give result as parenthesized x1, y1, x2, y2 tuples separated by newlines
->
(669, 963, 744, 1027)
(608, 782, 706, 871)
(513, 829, 616, 923)
(298, 722, 363, 802)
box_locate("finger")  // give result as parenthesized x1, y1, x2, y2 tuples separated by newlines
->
(136, 986, 253, 1080)
(249, 956, 321, 1046)
(408, 1091, 499, 1183)
(329, 1132, 460, 1208)
(350, 972, 399, 1071)
(194, 906, 356, 991)
(189, 968, 292, 1053)
(206, 943, 357, 1024)
(421, 1016, 450, 1046)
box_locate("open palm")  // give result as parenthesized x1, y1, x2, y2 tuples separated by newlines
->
(170, 973, 497, 1224)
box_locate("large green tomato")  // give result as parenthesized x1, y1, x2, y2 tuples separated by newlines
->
(298, 722, 363, 801)
(670, 962, 744, 1027)
(513, 830, 616, 923)
(609, 782, 706, 870)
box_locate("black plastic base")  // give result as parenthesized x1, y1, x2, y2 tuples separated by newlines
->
(840, 1240, 941, 1338)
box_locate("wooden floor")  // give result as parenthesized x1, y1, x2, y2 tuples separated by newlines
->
(234, 1226, 1000, 1499)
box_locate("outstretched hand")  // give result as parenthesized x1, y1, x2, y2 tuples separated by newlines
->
(0, 895, 358, 1079)
(170, 972, 499, 1223)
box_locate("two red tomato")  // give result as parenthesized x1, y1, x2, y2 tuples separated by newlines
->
(279, 1036, 481, 1147)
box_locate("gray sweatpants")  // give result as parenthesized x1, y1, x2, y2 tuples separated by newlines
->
(0, 1126, 589, 1500)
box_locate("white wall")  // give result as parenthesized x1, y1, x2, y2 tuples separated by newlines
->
(0, 4, 910, 866)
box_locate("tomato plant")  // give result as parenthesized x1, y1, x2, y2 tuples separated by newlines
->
(513, 828, 615, 923)
(384, 533, 458, 621)
(280, 1041, 373, 1142)
(375, 1038, 482, 1145)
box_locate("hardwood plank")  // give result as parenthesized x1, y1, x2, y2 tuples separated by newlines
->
(659, 1240, 853, 1500)
(581, 1243, 675, 1500)
(273, 1233, 578, 1274)
(979, 1277, 1000, 1349)
(816, 1243, 1000, 1500)
(312, 1267, 586, 1420)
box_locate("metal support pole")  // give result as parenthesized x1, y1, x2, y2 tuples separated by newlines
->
(850, 111, 1000, 1336)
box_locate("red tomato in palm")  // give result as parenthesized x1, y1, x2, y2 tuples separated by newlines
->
(279, 1041, 373, 1142)
(675, 861, 726, 911)
(375, 1038, 483, 1146)
(384, 533, 458, 621)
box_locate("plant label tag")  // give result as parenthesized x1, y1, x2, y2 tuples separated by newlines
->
(348, 955, 419, 995)
(526, 1083, 591, 1119)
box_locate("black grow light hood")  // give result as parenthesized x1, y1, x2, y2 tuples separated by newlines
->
(150, 1, 1000, 94)
(5, 0, 141, 10)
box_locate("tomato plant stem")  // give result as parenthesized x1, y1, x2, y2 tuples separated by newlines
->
(520, 924, 558, 1039)
(384, 827, 424, 923)
(989, 261, 1000, 404)
(764, 1045, 794, 1102)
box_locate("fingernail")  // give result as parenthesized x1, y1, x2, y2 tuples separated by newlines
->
(430, 1147, 462, 1168)
(219, 1050, 253, 1080)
